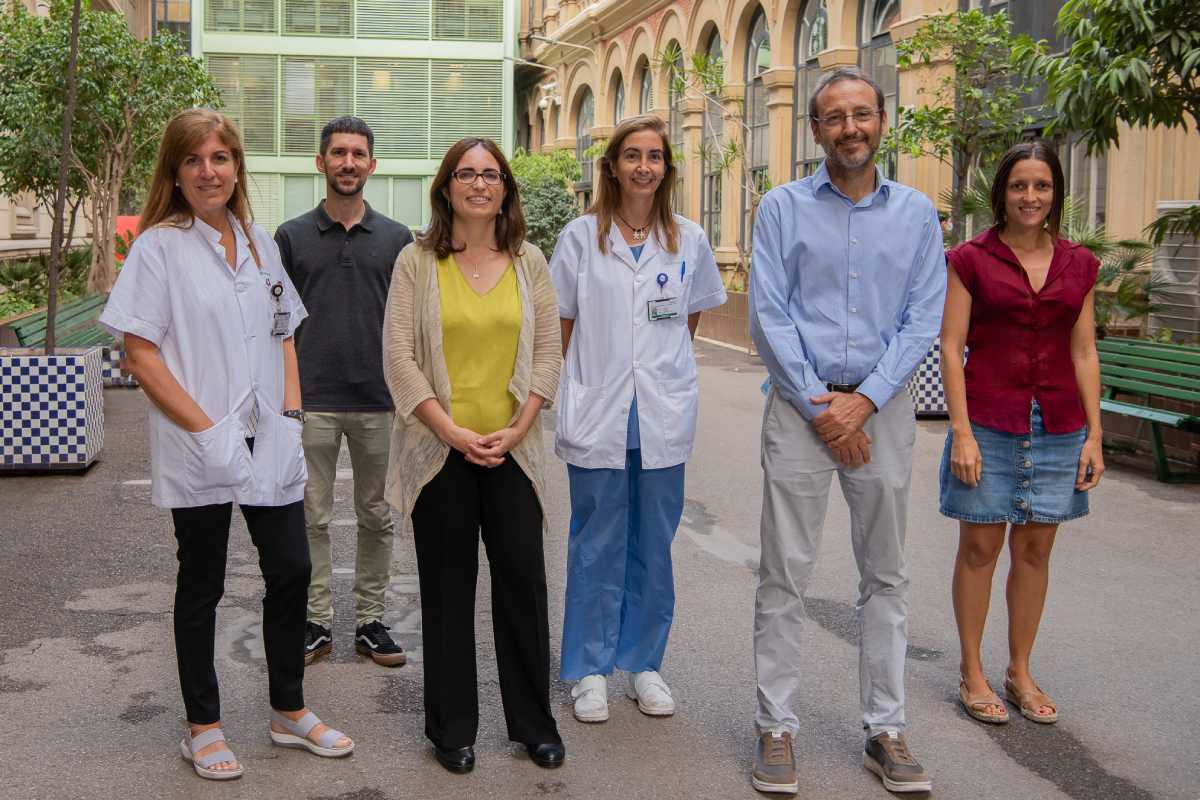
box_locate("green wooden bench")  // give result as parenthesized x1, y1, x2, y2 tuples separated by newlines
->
(0, 293, 114, 348)
(1097, 338, 1200, 483)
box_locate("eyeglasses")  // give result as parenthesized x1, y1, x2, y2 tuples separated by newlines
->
(813, 108, 883, 130)
(452, 168, 505, 186)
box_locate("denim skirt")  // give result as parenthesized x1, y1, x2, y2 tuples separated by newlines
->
(939, 402, 1089, 525)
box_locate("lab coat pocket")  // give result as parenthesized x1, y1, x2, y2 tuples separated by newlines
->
(658, 373, 699, 452)
(184, 413, 252, 494)
(263, 409, 308, 496)
(556, 376, 611, 454)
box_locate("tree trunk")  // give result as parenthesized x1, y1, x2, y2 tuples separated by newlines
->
(87, 164, 123, 294)
(44, 0, 83, 356)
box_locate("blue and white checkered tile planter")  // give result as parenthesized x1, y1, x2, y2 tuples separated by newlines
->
(1, 346, 105, 471)
(103, 347, 138, 387)
(907, 339, 949, 417)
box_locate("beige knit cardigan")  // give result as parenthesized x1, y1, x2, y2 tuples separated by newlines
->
(381, 240, 563, 522)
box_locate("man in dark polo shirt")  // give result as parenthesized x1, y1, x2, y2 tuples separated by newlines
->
(275, 116, 413, 668)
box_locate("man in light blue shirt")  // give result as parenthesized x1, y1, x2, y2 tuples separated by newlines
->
(747, 67, 945, 796)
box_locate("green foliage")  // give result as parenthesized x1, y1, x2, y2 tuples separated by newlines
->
(0, 246, 93, 321)
(886, 10, 1037, 240)
(1016, 0, 1200, 242)
(510, 147, 581, 190)
(517, 176, 578, 261)
(0, 1, 221, 293)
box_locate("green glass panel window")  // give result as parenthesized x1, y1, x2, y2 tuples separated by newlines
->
(247, 173, 283, 232)
(434, 0, 503, 41)
(283, 0, 352, 36)
(362, 178, 390, 217)
(283, 175, 317, 222)
(392, 177, 425, 228)
(205, 0, 277, 33)
(356, 59, 431, 158)
(429, 60, 503, 153)
(357, 0, 431, 38)
(281, 57, 354, 155)
(207, 54, 279, 155)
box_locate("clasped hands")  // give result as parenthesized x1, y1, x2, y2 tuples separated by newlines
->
(809, 391, 876, 468)
(441, 422, 527, 467)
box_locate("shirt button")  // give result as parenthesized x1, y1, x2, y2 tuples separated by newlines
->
(851, 272, 859, 279)
(633, 361, 640, 369)
(1016, 499, 1026, 508)
(1021, 440, 1031, 448)
(236, 283, 247, 293)
(850, 307, 857, 313)
(1020, 480, 1030, 487)
(851, 237, 859, 245)
(636, 276, 645, 284)
(1023, 460, 1032, 468)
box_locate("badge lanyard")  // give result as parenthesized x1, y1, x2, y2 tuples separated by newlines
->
(647, 271, 680, 321)
(268, 279, 289, 336)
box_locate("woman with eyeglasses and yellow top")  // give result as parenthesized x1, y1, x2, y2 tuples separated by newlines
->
(381, 138, 564, 774)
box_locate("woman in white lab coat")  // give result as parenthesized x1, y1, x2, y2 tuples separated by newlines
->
(100, 109, 352, 781)
(550, 115, 726, 723)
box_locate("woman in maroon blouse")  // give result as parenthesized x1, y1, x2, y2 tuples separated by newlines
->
(939, 141, 1105, 726)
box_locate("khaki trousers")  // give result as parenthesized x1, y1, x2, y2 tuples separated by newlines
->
(302, 411, 395, 628)
(754, 388, 915, 736)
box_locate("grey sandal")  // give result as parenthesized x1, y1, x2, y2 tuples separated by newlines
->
(179, 727, 244, 780)
(269, 710, 354, 757)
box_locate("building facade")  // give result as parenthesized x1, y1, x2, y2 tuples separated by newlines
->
(193, 0, 516, 232)
(516, 0, 1200, 273)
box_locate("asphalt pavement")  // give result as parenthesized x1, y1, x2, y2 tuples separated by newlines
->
(1, 340, 1197, 800)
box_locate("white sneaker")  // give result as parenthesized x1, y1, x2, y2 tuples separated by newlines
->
(572, 674, 609, 722)
(626, 670, 676, 716)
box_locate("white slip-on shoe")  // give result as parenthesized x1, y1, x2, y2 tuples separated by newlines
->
(571, 674, 609, 723)
(626, 670, 676, 716)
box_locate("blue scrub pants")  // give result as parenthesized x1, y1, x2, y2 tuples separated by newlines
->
(560, 449, 686, 680)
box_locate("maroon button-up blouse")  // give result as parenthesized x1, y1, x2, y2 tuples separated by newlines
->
(947, 227, 1099, 434)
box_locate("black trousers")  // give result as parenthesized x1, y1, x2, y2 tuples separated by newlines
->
(411, 451, 561, 749)
(170, 500, 310, 724)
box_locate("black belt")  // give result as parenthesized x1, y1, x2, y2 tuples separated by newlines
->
(825, 382, 861, 394)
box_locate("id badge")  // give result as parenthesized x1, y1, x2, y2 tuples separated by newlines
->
(272, 310, 290, 336)
(647, 296, 680, 321)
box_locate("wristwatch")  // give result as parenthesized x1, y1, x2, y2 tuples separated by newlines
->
(283, 409, 306, 424)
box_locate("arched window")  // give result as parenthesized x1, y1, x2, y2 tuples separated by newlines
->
(741, 9, 770, 249)
(613, 73, 626, 123)
(535, 107, 545, 151)
(575, 88, 594, 209)
(793, 0, 827, 178)
(860, 0, 899, 178)
(666, 42, 685, 213)
(638, 59, 653, 114)
(701, 30, 724, 246)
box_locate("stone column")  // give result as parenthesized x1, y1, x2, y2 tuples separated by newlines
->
(680, 97, 705, 223)
(762, 67, 797, 188)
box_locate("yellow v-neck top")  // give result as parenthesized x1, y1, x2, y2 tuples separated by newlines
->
(437, 255, 520, 434)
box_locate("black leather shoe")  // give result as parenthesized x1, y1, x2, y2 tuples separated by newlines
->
(526, 742, 565, 768)
(434, 744, 475, 774)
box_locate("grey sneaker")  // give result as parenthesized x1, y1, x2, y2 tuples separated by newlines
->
(751, 730, 798, 794)
(863, 731, 932, 793)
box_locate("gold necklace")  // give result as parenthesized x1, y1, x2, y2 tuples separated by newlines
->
(615, 212, 651, 242)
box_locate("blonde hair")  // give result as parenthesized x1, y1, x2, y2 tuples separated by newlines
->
(591, 115, 679, 255)
(138, 108, 260, 264)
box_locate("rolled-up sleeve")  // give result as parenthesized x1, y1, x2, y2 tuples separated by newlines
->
(382, 245, 437, 420)
(748, 191, 830, 421)
(856, 206, 947, 410)
(526, 245, 563, 407)
(686, 233, 727, 314)
(99, 229, 171, 346)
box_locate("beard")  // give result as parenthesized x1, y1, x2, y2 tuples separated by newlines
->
(327, 171, 366, 197)
(824, 132, 880, 171)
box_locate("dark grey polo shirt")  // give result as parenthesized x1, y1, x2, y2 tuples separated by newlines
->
(275, 200, 413, 412)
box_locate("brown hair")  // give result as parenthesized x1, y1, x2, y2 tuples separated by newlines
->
(417, 138, 526, 260)
(138, 108, 260, 263)
(592, 115, 679, 255)
(990, 140, 1066, 239)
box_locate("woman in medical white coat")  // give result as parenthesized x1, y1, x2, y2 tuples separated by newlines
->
(100, 109, 352, 780)
(550, 115, 726, 723)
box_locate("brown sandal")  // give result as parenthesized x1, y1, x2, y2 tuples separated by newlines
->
(959, 677, 1009, 724)
(1003, 672, 1058, 723)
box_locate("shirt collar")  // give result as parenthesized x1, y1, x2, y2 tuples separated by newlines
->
(315, 199, 376, 233)
(812, 160, 891, 205)
(191, 211, 248, 246)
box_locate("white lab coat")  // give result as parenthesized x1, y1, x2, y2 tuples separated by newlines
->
(550, 213, 727, 470)
(100, 214, 308, 509)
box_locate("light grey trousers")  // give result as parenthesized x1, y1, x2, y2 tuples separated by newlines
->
(754, 387, 915, 736)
